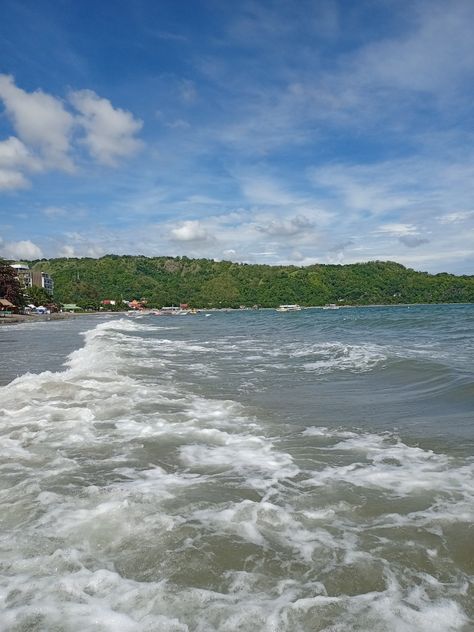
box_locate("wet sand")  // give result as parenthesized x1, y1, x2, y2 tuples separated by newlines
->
(0, 312, 82, 326)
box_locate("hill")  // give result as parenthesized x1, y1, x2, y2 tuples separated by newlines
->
(23, 255, 474, 309)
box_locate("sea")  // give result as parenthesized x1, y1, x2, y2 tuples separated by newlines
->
(0, 304, 473, 631)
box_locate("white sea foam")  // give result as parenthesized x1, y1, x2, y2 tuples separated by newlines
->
(0, 318, 472, 630)
(301, 428, 474, 498)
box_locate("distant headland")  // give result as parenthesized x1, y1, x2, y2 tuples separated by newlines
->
(16, 255, 474, 310)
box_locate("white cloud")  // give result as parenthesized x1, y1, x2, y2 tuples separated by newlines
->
(256, 215, 314, 236)
(309, 155, 474, 230)
(0, 136, 42, 190)
(354, 1, 474, 95)
(375, 224, 431, 248)
(310, 164, 412, 215)
(170, 220, 211, 242)
(1, 239, 43, 260)
(0, 136, 39, 170)
(377, 223, 418, 237)
(58, 244, 76, 257)
(438, 210, 474, 224)
(0, 169, 29, 190)
(0, 74, 74, 170)
(70, 89, 143, 165)
(0, 76, 143, 190)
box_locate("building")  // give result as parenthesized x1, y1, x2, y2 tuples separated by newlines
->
(0, 298, 17, 313)
(31, 270, 54, 295)
(62, 303, 81, 312)
(10, 263, 32, 288)
(10, 264, 54, 296)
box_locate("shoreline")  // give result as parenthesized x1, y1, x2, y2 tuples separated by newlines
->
(0, 312, 102, 326)
(1, 301, 472, 326)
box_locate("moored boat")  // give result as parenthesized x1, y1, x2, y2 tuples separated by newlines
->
(276, 304, 302, 312)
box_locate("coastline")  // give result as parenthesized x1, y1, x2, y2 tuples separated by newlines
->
(1, 301, 472, 326)
(0, 312, 98, 326)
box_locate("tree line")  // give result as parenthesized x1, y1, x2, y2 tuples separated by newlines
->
(7, 255, 471, 309)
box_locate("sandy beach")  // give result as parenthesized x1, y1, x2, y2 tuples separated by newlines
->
(0, 312, 82, 326)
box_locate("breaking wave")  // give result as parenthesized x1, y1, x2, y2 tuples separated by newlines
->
(0, 318, 473, 630)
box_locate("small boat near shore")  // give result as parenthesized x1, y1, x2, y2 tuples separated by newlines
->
(153, 306, 200, 316)
(276, 304, 302, 312)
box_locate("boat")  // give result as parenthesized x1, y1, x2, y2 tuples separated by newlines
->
(276, 304, 302, 312)
(155, 306, 185, 315)
(322, 304, 339, 310)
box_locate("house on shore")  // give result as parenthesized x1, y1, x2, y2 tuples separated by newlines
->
(0, 298, 17, 317)
(61, 303, 81, 312)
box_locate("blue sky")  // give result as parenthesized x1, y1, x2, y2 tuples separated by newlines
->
(0, 0, 473, 273)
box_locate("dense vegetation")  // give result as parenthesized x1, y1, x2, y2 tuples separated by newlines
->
(0, 262, 25, 307)
(21, 256, 474, 309)
(0, 259, 56, 308)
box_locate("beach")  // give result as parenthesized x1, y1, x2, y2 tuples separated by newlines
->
(0, 312, 80, 326)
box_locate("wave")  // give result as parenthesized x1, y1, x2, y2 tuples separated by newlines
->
(0, 319, 472, 630)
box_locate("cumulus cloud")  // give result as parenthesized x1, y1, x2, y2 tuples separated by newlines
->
(0, 75, 144, 190)
(0, 169, 29, 190)
(0, 135, 42, 190)
(0, 74, 74, 170)
(170, 220, 211, 241)
(0, 239, 43, 260)
(70, 89, 143, 165)
(0, 136, 39, 170)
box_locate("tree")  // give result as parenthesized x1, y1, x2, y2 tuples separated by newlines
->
(0, 264, 25, 307)
(26, 285, 53, 306)
(26, 255, 474, 308)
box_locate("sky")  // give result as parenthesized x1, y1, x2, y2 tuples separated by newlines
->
(0, 0, 473, 274)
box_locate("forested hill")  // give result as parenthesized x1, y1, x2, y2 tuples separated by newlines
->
(31, 256, 474, 308)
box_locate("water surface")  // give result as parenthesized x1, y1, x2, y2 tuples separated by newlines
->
(0, 305, 473, 630)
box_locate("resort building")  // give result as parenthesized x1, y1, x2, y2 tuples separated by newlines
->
(31, 270, 54, 295)
(10, 264, 54, 296)
(10, 263, 32, 289)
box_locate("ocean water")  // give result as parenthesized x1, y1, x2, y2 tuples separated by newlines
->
(0, 304, 473, 631)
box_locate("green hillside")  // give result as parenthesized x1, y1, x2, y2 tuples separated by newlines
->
(25, 256, 474, 309)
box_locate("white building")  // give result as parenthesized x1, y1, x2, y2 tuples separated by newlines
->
(10, 263, 32, 288)
(10, 264, 54, 296)
(31, 270, 54, 295)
